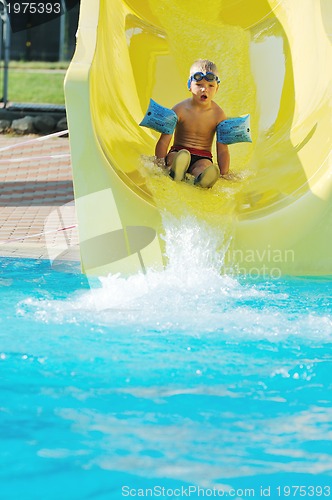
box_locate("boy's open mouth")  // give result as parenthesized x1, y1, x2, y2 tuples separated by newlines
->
(201, 95, 208, 100)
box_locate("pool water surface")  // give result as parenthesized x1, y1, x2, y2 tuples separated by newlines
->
(0, 220, 331, 499)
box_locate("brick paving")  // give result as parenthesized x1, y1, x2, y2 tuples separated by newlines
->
(0, 132, 79, 263)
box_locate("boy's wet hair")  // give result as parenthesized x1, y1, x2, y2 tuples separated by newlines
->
(190, 59, 218, 76)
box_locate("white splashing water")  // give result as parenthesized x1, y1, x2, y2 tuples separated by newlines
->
(17, 214, 332, 339)
(53, 216, 242, 322)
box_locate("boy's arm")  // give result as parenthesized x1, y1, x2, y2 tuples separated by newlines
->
(215, 107, 230, 176)
(155, 104, 182, 162)
(155, 133, 173, 163)
(216, 141, 230, 176)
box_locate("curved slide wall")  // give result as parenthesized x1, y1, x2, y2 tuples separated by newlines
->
(65, 0, 332, 276)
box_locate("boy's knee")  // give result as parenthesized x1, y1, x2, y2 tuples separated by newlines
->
(194, 164, 219, 188)
(190, 160, 212, 178)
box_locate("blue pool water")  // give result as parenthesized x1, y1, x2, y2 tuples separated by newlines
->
(1, 220, 331, 499)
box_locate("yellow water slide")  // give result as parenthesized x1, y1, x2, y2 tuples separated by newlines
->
(64, 0, 332, 276)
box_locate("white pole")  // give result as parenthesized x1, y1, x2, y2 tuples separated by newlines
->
(59, 0, 66, 61)
(2, 1, 10, 107)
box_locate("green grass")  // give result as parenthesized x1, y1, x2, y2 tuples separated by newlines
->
(0, 61, 69, 104)
(9, 61, 69, 70)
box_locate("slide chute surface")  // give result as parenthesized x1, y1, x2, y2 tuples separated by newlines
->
(65, 0, 332, 276)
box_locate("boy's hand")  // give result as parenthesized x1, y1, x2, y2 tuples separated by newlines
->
(154, 157, 166, 168)
(220, 170, 240, 181)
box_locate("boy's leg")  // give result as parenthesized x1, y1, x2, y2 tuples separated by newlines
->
(168, 149, 191, 182)
(191, 159, 220, 188)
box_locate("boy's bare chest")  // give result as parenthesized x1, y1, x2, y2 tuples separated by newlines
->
(180, 107, 216, 134)
(183, 107, 215, 125)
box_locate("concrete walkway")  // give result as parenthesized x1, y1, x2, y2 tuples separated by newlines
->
(0, 132, 79, 264)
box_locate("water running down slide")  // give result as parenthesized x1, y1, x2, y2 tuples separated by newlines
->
(64, 0, 332, 276)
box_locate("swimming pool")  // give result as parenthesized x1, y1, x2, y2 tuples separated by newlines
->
(1, 219, 331, 499)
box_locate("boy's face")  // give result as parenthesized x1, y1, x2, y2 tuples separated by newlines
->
(189, 73, 219, 104)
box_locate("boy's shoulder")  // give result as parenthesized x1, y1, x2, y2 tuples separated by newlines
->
(172, 98, 191, 112)
(211, 101, 227, 120)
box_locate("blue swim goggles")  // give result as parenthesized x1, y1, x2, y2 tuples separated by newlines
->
(187, 71, 220, 89)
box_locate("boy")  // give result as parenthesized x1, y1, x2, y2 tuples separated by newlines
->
(155, 59, 230, 188)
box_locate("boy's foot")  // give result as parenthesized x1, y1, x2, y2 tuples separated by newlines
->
(169, 150, 191, 181)
(194, 164, 220, 188)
